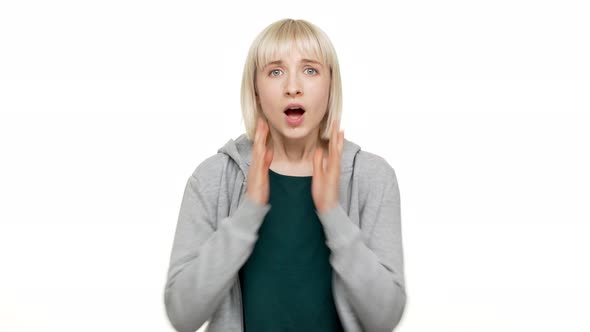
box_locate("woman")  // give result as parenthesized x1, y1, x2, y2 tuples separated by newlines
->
(164, 18, 406, 332)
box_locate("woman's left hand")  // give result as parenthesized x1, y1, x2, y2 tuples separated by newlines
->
(312, 120, 344, 214)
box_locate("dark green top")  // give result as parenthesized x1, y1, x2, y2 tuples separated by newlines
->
(238, 169, 344, 332)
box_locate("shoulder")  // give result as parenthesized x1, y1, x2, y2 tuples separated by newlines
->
(354, 150, 397, 183)
(353, 150, 400, 203)
(188, 153, 231, 188)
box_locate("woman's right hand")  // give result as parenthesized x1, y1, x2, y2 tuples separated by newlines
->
(245, 117, 274, 206)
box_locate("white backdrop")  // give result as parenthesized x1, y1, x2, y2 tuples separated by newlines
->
(1, 0, 589, 331)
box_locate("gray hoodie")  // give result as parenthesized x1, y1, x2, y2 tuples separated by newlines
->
(164, 133, 406, 332)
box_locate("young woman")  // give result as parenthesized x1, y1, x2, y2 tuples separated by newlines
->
(164, 18, 406, 332)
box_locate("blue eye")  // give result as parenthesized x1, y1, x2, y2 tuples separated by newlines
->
(305, 68, 317, 75)
(270, 69, 282, 77)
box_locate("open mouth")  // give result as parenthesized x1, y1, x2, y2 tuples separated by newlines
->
(284, 103, 306, 117)
(284, 107, 306, 117)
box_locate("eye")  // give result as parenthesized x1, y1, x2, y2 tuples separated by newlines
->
(269, 69, 282, 77)
(305, 68, 318, 75)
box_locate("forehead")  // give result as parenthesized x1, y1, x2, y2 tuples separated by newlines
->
(262, 55, 323, 70)
(256, 39, 326, 71)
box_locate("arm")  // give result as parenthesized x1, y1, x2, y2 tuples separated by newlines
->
(317, 165, 406, 332)
(164, 165, 271, 332)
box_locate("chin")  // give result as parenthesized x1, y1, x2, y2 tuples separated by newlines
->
(283, 126, 318, 140)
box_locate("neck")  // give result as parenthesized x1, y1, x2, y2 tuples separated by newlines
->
(267, 127, 328, 166)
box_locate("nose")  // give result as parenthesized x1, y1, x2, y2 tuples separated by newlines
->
(284, 74, 302, 97)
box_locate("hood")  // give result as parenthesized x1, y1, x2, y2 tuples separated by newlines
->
(217, 133, 362, 178)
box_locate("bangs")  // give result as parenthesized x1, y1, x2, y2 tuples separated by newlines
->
(255, 20, 330, 72)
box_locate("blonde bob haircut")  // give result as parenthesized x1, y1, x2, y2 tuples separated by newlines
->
(240, 18, 342, 142)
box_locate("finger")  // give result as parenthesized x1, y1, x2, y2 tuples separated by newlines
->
(329, 119, 338, 160)
(260, 119, 268, 147)
(328, 120, 338, 161)
(257, 118, 269, 154)
(254, 118, 265, 168)
(329, 120, 341, 172)
(266, 121, 273, 148)
(336, 132, 344, 173)
(313, 146, 323, 177)
(334, 131, 344, 174)
(254, 117, 261, 144)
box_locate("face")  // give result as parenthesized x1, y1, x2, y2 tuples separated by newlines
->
(255, 47, 330, 142)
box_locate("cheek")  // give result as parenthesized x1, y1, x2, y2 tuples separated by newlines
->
(258, 92, 278, 108)
(256, 87, 282, 113)
(257, 82, 281, 101)
(312, 80, 331, 104)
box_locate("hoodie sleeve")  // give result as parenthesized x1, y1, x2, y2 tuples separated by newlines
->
(316, 162, 406, 332)
(164, 161, 271, 332)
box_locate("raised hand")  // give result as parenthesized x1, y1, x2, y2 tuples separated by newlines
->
(312, 120, 344, 214)
(245, 117, 274, 206)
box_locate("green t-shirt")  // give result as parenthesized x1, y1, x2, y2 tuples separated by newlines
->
(238, 169, 344, 332)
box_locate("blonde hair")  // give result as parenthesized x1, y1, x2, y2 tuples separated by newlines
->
(240, 18, 342, 142)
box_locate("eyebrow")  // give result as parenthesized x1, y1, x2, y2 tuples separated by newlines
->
(263, 58, 323, 69)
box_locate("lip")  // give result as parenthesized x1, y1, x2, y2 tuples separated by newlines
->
(285, 112, 305, 126)
(283, 103, 306, 112)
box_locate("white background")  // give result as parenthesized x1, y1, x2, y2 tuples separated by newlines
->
(1, 0, 589, 331)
